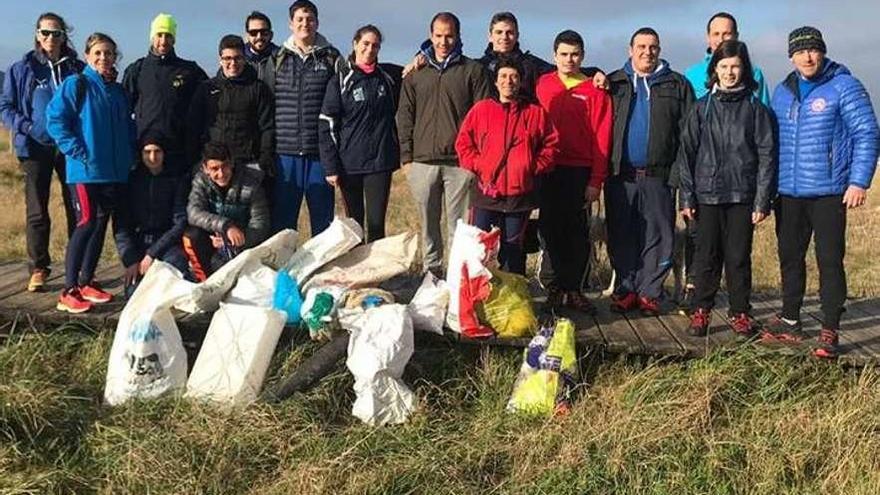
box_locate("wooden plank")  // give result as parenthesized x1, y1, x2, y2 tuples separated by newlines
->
(844, 299, 880, 361)
(655, 306, 710, 358)
(706, 293, 737, 348)
(0, 262, 39, 299)
(593, 303, 644, 355)
(626, 303, 686, 357)
(555, 307, 605, 348)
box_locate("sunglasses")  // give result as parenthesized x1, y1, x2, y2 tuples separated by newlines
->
(38, 29, 65, 39)
(247, 29, 271, 37)
(220, 55, 245, 63)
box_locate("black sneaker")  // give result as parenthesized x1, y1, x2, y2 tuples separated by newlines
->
(761, 315, 808, 344)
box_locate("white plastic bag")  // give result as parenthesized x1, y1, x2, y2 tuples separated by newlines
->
(445, 220, 501, 338)
(104, 261, 195, 406)
(341, 304, 416, 426)
(182, 229, 298, 313)
(302, 232, 418, 292)
(408, 272, 449, 335)
(287, 217, 362, 285)
(185, 303, 287, 406)
(226, 261, 277, 307)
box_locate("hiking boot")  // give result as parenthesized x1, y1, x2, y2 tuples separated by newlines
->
(761, 315, 808, 344)
(545, 286, 564, 310)
(688, 308, 711, 337)
(610, 292, 638, 313)
(564, 291, 597, 316)
(79, 283, 112, 304)
(27, 269, 48, 292)
(730, 313, 758, 340)
(638, 296, 661, 317)
(813, 328, 839, 359)
(56, 288, 93, 314)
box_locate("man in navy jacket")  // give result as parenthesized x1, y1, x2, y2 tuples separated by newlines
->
(765, 27, 880, 358)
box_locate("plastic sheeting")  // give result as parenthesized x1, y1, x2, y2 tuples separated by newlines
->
(302, 232, 418, 292)
(340, 304, 416, 426)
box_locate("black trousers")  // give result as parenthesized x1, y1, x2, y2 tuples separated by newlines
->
(20, 145, 75, 274)
(691, 204, 754, 314)
(776, 195, 847, 329)
(339, 170, 393, 243)
(538, 166, 590, 291)
(65, 183, 117, 289)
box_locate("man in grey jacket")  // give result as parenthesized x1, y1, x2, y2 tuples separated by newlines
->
(397, 11, 492, 276)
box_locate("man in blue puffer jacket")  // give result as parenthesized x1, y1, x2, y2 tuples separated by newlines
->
(765, 26, 880, 359)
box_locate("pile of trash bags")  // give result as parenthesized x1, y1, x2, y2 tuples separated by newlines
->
(103, 217, 559, 424)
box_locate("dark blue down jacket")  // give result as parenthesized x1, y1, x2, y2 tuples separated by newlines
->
(771, 60, 880, 197)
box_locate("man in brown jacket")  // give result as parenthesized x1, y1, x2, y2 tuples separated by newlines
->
(397, 11, 492, 276)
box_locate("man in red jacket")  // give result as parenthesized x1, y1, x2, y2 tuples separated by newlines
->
(534, 30, 612, 313)
(455, 55, 559, 275)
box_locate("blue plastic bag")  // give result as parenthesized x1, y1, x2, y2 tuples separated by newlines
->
(273, 271, 303, 324)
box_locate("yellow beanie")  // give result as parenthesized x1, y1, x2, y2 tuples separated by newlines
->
(150, 13, 177, 41)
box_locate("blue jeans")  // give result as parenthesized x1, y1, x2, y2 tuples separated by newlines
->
(272, 154, 334, 235)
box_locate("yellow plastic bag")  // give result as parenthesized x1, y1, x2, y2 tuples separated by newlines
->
(479, 269, 538, 338)
(508, 369, 560, 416)
(547, 319, 577, 378)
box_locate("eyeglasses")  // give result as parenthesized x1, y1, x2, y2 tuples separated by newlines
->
(38, 29, 65, 39)
(220, 55, 245, 63)
(246, 29, 271, 37)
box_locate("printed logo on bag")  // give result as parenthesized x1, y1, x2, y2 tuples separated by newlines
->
(810, 98, 827, 113)
(129, 320, 163, 343)
(353, 87, 365, 102)
(125, 352, 166, 385)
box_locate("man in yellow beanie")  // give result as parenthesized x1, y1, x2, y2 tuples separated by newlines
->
(122, 13, 207, 177)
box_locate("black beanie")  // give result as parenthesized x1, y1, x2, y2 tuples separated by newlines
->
(788, 26, 826, 57)
(139, 130, 166, 150)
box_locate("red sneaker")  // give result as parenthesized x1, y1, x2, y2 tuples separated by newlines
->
(79, 283, 112, 304)
(813, 328, 839, 359)
(610, 292, 638, 313)
(57, 288, 93, 314)
(730, 313, 758, 340)
(688, 308, 711, 336)
(638, 296, 661, 316)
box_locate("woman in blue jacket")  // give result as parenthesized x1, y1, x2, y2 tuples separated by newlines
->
(318, 25, 400, 242)
(46, 32, 134, 313)
(0, 13, 83, 293)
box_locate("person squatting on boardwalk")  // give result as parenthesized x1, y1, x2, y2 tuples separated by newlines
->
(318, 25, 400, 243)
(763, 27, 880, 359)
(0, 12, 82, 293)
(455, 54, 559, 275)
(675, 40, 777, 339)
(46, 32, 134, 314)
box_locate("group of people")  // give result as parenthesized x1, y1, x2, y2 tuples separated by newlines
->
(1, 3, 878, 359)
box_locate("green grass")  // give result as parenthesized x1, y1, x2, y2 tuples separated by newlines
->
(3, 321, 880, 494)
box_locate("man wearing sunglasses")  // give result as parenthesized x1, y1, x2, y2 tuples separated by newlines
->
(122, 13, 208, 177)
(243, 11, 279, 91)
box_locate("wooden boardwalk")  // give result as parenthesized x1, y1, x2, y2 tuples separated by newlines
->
(2, 260, 880, 366)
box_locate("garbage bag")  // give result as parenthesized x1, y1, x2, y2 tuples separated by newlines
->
(445, 220, 501, 338)
(104, 261, 195, 406)
(273, 271, 303, 325)
(302, 232, 418, 292)
(300, 286, 346, 341)
(479, 269, 537, 339)
(182, 229, 298, 313)
(226, 261, 276, 307)
(287, 217, 362, 284)
(185, 303, 287, 406)
(507, 318, 578, 416)
(408, 272, 449, 335)
(340, 304, 416, 426)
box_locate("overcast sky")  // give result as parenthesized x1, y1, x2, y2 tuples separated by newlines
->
(2, 0, 878, 112)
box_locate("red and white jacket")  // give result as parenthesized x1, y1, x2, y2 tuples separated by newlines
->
(535, 72, 612, 189)
(455, 97, 559, 197)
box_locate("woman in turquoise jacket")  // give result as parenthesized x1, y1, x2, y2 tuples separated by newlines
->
(46, 32, 134, 313)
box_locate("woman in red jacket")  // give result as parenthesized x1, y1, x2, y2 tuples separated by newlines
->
(455, 55, 559, 275)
